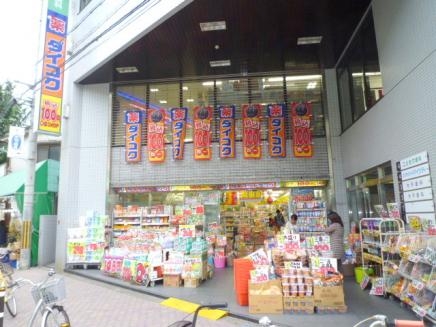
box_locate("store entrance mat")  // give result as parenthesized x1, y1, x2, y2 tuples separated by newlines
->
(160, 298, 228, 320)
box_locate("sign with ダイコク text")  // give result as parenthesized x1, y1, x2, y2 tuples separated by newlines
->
(267, 104, 286, 157)
(124, 111, 142, 163)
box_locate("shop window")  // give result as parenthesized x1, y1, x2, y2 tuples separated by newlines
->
(336, 8, 383, 132)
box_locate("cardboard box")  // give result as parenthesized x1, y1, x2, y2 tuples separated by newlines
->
(164, 274, 181, 287)
(283, 296, 314, 313)
(314, 285, 345, 307)
(249, 279, 283, 314)
(184, 278, 200, 288)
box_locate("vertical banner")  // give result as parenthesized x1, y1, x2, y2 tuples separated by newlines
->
(193, 106, 213, 160)
(291, 102, 313, 157)
(218, 105, 235, 158)
(7, 126, 26, 158)
(147, 108, 166, 163)
(170, 107, 188, 160)
(38, 0, 69, 135)
(242, 104, 262, 159)
(124, 111, 142, 163)
(267, 104, 286, 157)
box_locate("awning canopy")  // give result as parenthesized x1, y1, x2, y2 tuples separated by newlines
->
(0, 169, 25, 197)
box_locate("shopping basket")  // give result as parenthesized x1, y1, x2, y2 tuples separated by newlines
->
(31, 277, 66, 305)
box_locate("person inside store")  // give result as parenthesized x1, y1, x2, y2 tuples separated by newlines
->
(285, 214, 298, 234)
(324, 211, 345, 273)
(274, 209, 285, 232)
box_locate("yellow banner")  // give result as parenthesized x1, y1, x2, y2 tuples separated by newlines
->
(38, 94, 62, 134)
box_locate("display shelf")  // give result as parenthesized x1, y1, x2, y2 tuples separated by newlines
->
(292, 200, 327, 233)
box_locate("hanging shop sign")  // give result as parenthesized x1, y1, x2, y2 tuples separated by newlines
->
(38, 0, 69, 135)
(170, 107, 188, 160)
(147, 108, 166, 163)
(218, 105, 236, 158)
(242, 104, 262, 159)
(7, 126, 25, 159)
(267, 104, 286, 157)
(291, 102, 313, 157)
(193, 106, 213, 160)
(124, 111, 142, 163)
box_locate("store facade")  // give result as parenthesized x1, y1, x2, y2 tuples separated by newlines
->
(56, 0, 436, 270)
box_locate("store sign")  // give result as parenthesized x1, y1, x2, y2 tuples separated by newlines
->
(193, 106, 212, 160)
(291, 102, 313, 157)
(403, 187, 434, 202)
(38, 0, 69, 135)
(170, 108, 187, 160)
(124, 111, 142, 163)
(399, 151, 428, 170)
(400, 175, 432, 192)
(7, 126, 25, 158)
(281, 180, 327, 187)
(400, 163, 430, 181)
(242, 104, 262, 159)
(405, 200, 435, 213)
(218, 105, 236, 158)
(267, 104, 286, 157)
(147, 108, 166, 162)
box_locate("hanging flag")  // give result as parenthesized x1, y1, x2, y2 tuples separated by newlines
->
(218, 105, 235, 158)
(291, 102, 313, 157)
(170, 107, 188, 160)
(124, 111, 142, 163)
(193, 106, 213, 160)
(38, 0, 70, 135)
(267, 104, 286, 157)
(242, 104, 262, 159)
(7, 126, 26, 159)
(147, 108, 166, 162)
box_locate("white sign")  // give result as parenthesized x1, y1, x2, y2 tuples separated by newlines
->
(402, 175, 432, 192)
(405, 200, 435, 213)
(403, 187, 434, 202)
(7, 126, 25, 158)
(401, 163, 430, 181)
(400, 151, 428, 170)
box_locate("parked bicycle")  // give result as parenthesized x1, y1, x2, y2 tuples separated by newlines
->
(1, 264, 70, 327)
(0, 261, 17, 317)
(167, 303, 227, 327)
(353, 314, 425, 327)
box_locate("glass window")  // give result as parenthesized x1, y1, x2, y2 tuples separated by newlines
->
(337, 67, 353, 130)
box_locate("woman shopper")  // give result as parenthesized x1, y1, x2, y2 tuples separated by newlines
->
(324, 211, 345, 273)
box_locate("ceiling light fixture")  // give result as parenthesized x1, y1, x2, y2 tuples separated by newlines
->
(210, 59, 231, 67)
(267, 75, 322, 82)
(307, 82, 317, 89)
(150, 88, 159, 92)
(202, 81, 223, 86)
(297, 36, 323, 45)
(200, 21, 226, 32)
(159, 100, 167, 104)
(182, 86, 189, 91)
(115, 66, 138, 73)
(186, 99, 194, 102)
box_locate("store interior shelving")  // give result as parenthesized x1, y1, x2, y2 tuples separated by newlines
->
(292, 200, 327, 233)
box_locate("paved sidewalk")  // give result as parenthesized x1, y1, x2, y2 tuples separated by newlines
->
(4, 266, 257, 327)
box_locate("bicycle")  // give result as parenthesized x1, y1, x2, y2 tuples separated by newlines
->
(352, 314, 425, 327)
(2, 264, 71, 327)
(0, 261, 17, 317)
(167, 303, 227, 327)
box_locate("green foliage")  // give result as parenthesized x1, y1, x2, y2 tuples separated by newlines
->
(0, 81, 27, 164)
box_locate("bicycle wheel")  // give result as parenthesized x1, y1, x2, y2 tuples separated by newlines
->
(41, 305, 70, 327)
(5, 292, 17, 317)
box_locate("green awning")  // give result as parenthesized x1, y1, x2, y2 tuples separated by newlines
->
(0, 161, 48, 197)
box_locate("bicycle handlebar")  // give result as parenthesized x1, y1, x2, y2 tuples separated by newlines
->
(196, 303, 228, 310)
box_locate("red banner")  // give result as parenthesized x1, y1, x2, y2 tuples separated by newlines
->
(242, 104, 262, 159)
(218, 105, 235, 158)
(170, 108, 187, 160)
(291, 102, 313, 157)
(125, 111, 142, 162)
(267, 104, 286, 157)
(193, 106, 213, 160)
(147, 108, 166, 162)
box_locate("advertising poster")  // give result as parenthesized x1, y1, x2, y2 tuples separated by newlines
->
(7, 126, 25, 158)
(242, 104, 262, 159)
(38, 0, 69, 135)
(170, 107, 188, 160)
(218, 105, 236, 158)
(267, 103, 286, 157)
(193, 106, 212, 160)
(124, 111, 142, 163)
(147, 108, 166, 162)
(291, 102, 313, 157)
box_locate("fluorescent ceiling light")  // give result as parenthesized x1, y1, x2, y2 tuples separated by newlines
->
(159, 100, 167, 104)
(202, 81, 223, 86)
(115, 66, 138, 73)
(186, 99, 194, 102)
(352, 72, 382, 77)
(267, 75, 322, 82)
(297, 36, 323, 45)
(150, 88, 159, 92)
(182, 86, 189, 91)
(200, 21, 226, 32)
(307, 82, 317, 89)
(210, 59, 231, 67)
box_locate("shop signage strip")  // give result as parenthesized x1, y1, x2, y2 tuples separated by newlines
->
(170, 108, 187, 160)
(400, 163, 430, 181)
(291, 102, 313, 157)
(38, 0, 70, 135)
(267, 104, 286, 158)
(403, 187, 434, 203)
(242, 104, 262, 159)
(124, 111, 142, 163)
(218, 105, 236, 158)
(193, 106, 212, 160)
(400, 175, 432, 192)
(399, 151, 428, 171)
(147, 108, 166, 162)
(404, 200, 435, 213)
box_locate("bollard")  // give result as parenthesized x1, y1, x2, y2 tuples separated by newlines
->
(0, 286, 5, 327)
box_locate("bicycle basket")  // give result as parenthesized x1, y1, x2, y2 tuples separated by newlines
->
(31, 277, 66, 305)
(0, 262, 14, 277)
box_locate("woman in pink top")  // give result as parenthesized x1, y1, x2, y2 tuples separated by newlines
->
(324, 211, 345, 272)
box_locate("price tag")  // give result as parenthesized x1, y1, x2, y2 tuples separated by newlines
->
(179, 224, 195, 237)
(284, 261, 302, 269)
(412, 279, 425, 290)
